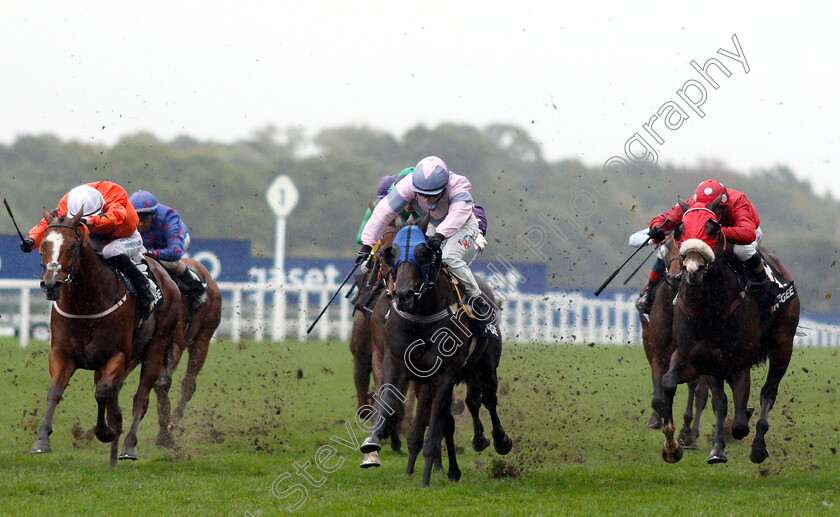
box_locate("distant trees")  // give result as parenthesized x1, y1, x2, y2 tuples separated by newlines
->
(1, 124, 838, 312)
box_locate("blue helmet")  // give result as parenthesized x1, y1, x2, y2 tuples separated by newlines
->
(411, 156, 450, 196)
(129, 190, 158, 214)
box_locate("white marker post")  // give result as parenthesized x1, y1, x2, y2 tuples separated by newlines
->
(266, 174, 299, 342)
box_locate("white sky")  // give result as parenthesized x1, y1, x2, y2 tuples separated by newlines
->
(2, 1, 838, 194)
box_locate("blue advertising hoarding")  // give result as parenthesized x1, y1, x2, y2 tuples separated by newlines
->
(0, 235, 547, 294)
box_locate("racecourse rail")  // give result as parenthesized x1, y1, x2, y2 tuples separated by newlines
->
(2, 279, 838, 349)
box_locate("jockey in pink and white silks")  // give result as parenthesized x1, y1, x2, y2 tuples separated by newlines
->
(357, 156, 498, 341)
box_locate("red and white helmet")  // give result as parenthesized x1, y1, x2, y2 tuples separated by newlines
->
(692, 180, 728, 205)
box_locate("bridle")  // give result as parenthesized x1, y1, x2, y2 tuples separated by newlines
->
(42, 222, 87, 286)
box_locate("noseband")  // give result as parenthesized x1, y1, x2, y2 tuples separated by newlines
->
(43, 222, 86, 285)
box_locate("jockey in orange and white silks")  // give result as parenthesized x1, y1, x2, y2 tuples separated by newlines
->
(22, 182, 160, 318)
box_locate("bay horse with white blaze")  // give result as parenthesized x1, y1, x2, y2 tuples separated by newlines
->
(30, 210, 182, 467)
(654, 194, 799, 464)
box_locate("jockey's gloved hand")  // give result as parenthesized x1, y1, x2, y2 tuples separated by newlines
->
(20, 238, 35, 253)
(648, 225, 666, 243)
(428, 232, 446, 251)
(355, 245, 372, 265)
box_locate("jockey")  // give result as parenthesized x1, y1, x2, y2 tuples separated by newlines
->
(128, 190, 208, 307)
(20, 182, 160, 318)
(637, 179, 766, 314)
(356, 174, 398, 245)
(357, 156, 498, 342)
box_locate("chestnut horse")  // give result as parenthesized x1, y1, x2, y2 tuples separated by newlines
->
(153, 256, 222, 447)
(30, 210, 182, 467)
(641, 235, 709, 448)
(655, 195, 800, 464)
(359, 219, 512, 487)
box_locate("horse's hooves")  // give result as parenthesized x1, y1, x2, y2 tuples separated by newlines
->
(494, 435, 513, 455)
(390, 437, 402, 453)
(746, 407, 755, 420)
(749, 446, 769, 464)
(646, 413, 663, 429)
(448, 469, 462, 482)
(678, 430, 699, 449)
(732, 425, 750, 441)
(94, 426, 117, 444)
(472, 435, 490, 452)
(360, 436, 381, 454)
(360, 452, 380, 468)
(451, 397, 465, 415)
(707, 451, 727, 464)
(30, 440, 51, 454)
(155, 431, 175, 448)
(118, 448, 138, 461)
(662, 445, 683, 463)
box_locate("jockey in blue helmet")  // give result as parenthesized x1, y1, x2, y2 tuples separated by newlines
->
(129, 190, 207, 307)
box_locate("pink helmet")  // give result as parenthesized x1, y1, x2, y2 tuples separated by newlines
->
(693, 180, 728, 205)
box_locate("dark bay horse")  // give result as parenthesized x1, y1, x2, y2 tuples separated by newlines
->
(30, 210, 182, 466)
(153, 256, 222, 447)
(641, 235, 709, 448)
(655, 195, 800, 464)
(359, 218, 512, 487)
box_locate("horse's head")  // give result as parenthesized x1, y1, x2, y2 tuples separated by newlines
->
(676, 193, 724, 286)
(383, 215, 439, 312)
(39, 208, 88, 300)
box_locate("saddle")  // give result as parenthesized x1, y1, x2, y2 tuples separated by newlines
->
(730, 251, 796, 321)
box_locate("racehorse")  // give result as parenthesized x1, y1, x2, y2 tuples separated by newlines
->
(359, 217, 512, 487)
(641, 235, 709, 448)
(654, 194, 800, 464)
(30, 210, 182, 466)
(153, 256, 222, 447)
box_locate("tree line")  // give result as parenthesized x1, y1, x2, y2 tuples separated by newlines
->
(1, 124, 837, 314)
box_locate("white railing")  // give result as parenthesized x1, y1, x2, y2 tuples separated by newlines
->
(3, 279, 839, 348)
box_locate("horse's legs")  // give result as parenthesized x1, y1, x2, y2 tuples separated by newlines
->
(443, 412, 461, 482)
(105, 383, 124, 467)
(479, 361, 512, 455)
(465, 378, 489, 452)
(153, 342, 182, 447)
(678, 379, 700, 449)
(657, 351, 689, 463)
(406, 384, 432, 477)
(93, 352, 127, 447)
(30, 351, 76, 454)
(729, 369, 752, 440)
(707, 376, 728, 464)
(421, 379, 455, 488)
(120, 345, 166, 460)
(750, 338, 792, 464)
(359, 355, 406, 456)
(350, 313, 373, 410)
(171, 333, 211, 428)
(691, 377, 710, 444)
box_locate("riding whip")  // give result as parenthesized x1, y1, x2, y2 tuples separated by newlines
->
(594, 218, 669, 296)
(3, 198, 26, 243)
(308, 241, 380, 334)
(622, 246, 658, 285)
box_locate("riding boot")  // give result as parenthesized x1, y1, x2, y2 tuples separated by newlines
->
(744, 254, 768, 283)
(467, 294, 501, 344)
(107, 255, 159, 320)
(635, 278, 662, 316)
(178, 266, 208, 309)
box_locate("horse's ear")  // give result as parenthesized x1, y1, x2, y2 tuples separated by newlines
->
(69, 207, 84, 226)
(708, 192, 725, 213)
(673, 222, 684, 242)
(394, 216, 406, 230)
(44, 207, 54, 224)
(705, 218, 721, 240)
(418, 213, 430, 234)
(382, 246, 396, 268)
(369, 198, 376, 211)
(677, 196, 690, 212)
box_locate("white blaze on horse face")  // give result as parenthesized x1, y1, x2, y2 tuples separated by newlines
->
(44, 232, 65, 270)
(683, 252, 703, 275)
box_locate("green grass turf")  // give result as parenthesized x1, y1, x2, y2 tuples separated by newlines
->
(0, 338, 838, 516)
